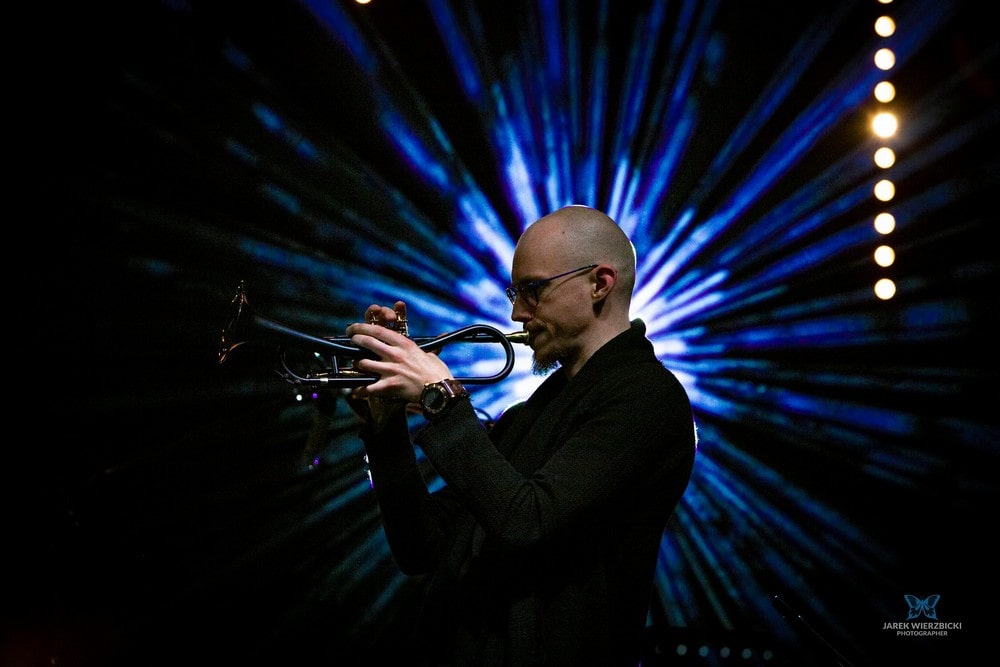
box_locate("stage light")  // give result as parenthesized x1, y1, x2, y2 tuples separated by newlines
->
(872, 111, 898, 138)
(874, 47, 896, 70)
(874, 80, 896, 102)
(874, 16, 896, 37)
(874, 179, 895, 201)
(874, 212, 896, 234)
(874, 146, 895, 168)
(874, 245, 895, 267)
(874, 277, 897, 300)
(872, 2, 898, 300)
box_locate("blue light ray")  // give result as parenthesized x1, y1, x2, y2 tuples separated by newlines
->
(611, 0, 718, 226)
(302, 0, 379, 75)
(684, 2, 861, 213)
(300, 2, 518, 281)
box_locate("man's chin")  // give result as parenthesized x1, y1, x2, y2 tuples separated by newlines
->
(531, 349, 561, 376)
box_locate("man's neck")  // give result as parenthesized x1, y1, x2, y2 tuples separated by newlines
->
(562, 319, 631, 379)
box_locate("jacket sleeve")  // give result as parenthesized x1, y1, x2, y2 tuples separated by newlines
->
(359, 405, 474, 574)
(414, 363, 696, 552)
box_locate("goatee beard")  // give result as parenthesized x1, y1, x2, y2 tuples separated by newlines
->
(531, 349, 561, 376)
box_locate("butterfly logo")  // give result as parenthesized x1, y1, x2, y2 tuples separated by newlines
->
(904, 594, 940, 620)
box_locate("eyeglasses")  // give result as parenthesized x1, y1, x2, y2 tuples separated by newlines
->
(505, 264, 598, 307)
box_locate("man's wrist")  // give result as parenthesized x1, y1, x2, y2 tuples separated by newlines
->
(419, 379, 469, 420)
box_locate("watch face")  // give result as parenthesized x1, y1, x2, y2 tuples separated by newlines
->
(424, 386, 447, 412)
(421, 380, 467, 418)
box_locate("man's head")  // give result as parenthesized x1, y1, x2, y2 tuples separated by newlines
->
(508, 205, 636, 377)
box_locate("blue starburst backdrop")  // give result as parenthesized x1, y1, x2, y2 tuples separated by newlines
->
(16, 0, 997, 665)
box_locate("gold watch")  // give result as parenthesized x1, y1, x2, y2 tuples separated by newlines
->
(419, 379, 469, 419)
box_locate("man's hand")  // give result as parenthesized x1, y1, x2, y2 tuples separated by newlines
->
(343, 300, 451, 429)
(345, 301, 452, 404)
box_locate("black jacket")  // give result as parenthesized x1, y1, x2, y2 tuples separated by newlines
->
(362, 320, 696, 666)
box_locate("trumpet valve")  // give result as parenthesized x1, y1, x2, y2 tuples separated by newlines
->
(395, 309, 409, 338)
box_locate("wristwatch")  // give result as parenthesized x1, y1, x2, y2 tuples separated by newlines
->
(419, 379, 469, 420)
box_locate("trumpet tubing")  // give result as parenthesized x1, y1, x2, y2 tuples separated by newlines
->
(219, 281, 527, 388)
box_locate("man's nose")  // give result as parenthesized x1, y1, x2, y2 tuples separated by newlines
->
(510, 299, 532, 323)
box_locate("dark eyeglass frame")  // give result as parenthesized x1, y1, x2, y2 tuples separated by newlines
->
(505, 264, 599, 307)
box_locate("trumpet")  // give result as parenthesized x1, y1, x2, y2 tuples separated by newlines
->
(219, 281, 529, 388)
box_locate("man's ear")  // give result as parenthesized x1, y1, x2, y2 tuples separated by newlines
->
(592, 264, 616, 299)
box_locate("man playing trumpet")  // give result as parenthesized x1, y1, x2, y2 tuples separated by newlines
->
(346, 204, 697, 666)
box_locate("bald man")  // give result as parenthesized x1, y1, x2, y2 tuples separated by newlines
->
(347, 205, 696, 666)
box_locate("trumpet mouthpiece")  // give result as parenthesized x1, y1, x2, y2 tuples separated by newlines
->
(505, 331, 530, 345)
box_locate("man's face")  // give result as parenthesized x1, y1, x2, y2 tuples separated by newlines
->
(509, 247, 593, 375)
